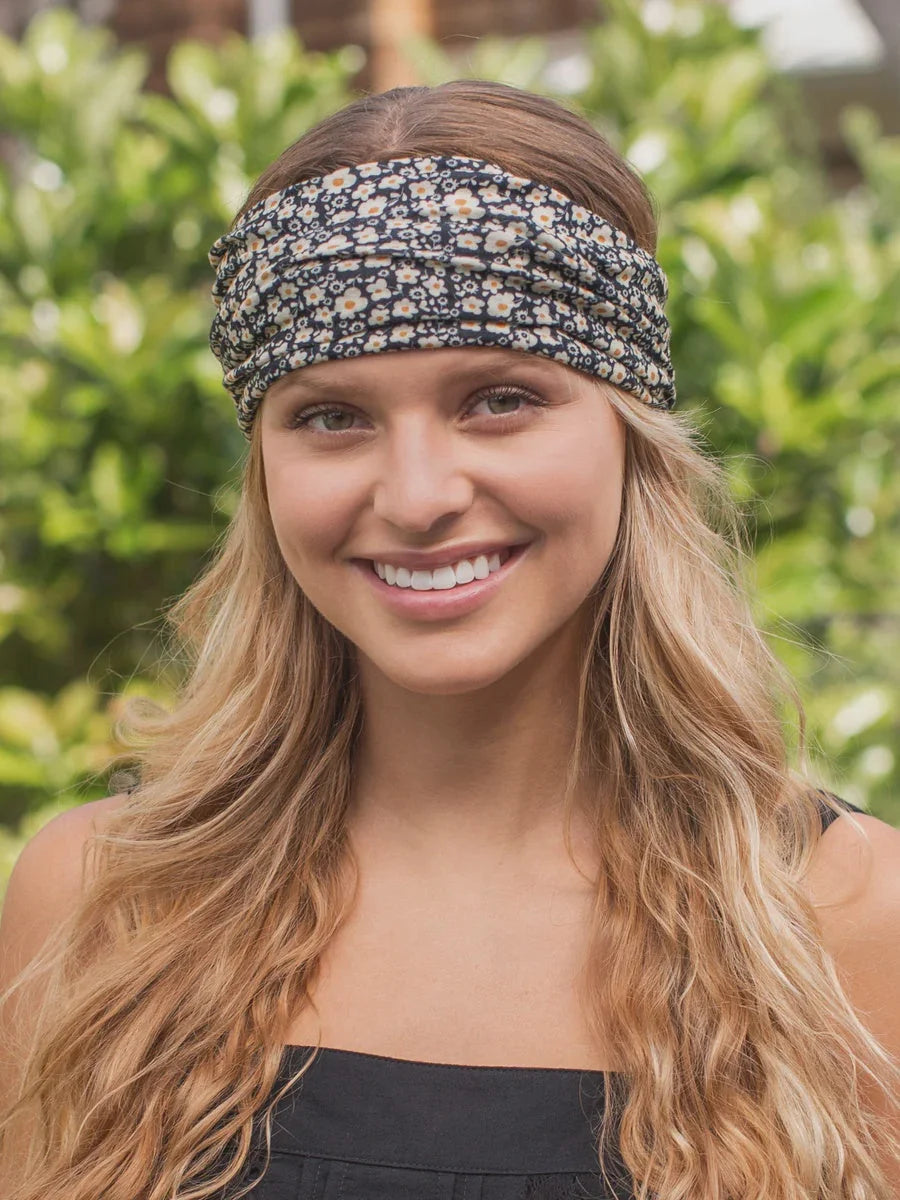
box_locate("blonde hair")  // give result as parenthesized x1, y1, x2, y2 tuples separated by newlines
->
(2, 80, 898, 1200)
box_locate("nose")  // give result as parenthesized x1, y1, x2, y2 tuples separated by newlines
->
(371, 420, 474, 533)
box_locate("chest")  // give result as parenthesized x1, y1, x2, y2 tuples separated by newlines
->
(284, 867, 615, 1070)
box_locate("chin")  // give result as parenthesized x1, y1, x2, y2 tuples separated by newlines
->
(357, 645, 524, 697)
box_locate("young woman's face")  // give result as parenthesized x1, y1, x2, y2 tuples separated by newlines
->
(259, 346, 626, 695)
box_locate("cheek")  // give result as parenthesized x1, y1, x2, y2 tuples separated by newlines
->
(264, 457, 357, 578)
(506, 424, 624, 568)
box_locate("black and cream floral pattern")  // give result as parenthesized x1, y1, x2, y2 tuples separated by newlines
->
(209, 154, 676, 439)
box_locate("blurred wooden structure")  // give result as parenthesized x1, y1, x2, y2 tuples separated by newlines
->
(1, 0, 897, 187)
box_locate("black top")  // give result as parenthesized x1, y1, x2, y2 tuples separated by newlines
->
(225, 791, 863, 1200)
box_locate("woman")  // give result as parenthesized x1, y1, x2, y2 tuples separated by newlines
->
(1, 80, 898, 1200)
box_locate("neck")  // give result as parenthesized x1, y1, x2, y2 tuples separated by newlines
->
(347, 619, 601, 890)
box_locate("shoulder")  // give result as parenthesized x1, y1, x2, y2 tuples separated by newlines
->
(802, 808, 900, 1051)
(0, 794, 129, 961)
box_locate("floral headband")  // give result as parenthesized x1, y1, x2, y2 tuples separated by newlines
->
(208, 153, 676, 439)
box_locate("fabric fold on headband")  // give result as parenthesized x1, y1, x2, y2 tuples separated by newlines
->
(208, 153, 676, 438)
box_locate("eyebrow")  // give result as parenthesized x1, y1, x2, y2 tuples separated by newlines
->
(273, 350, 553, 398)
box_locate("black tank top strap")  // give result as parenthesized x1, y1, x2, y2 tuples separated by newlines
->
(812, 788, 866, 834)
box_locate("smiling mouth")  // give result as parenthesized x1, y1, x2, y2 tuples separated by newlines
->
(367, 545, 521, 591)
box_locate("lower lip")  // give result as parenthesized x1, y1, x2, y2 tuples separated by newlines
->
(350, 544, 531, 621)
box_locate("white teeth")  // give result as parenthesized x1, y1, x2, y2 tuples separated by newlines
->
(373, 548, 513, 590)
(454, 559, 475, 585)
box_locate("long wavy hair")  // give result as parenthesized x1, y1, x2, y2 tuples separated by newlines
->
(2, 80, 898, 1200)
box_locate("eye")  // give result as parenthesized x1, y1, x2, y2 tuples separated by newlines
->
(467, 384, 548, 421)
(285, 405, 359, 433)
(284, 382, 548, 435)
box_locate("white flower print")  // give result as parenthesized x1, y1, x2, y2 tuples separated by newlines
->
(358, 197, 387, 218)
(608, 338, 626, 359)
(274, 308, 295, 329)
(364, 332, 389, 351)
(487, 292, 517, 318)
(278, 281, 298, 300)
(417, 334, 444, 348)
(450, 255, 483, 272)
(392, 298, 418, 318)
(443, 188, 485, 220)
(611, 362, 627, 383)
(256, 266, 277, 288)
(461, 296, 485, 314)
(355, 227, 380, 244)
(303, 285, 324, 305)
(533, 303, 554, 325)
(320, 233, 352, 254)
(457, 232, 480, 249)
(535, 229, 565, 253)
(396, 265, 420, 284)
(484, 229, 517, 253)
(424, 277, 446, 297)
(322, 168, 357, 191)
(369, 307, 390, 325)
(366, 277, 391, 301)
(390, 324, 415, 343)
(239, 287, 260, 312)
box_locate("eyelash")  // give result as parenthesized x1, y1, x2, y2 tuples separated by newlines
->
(284, 384, 549, 435)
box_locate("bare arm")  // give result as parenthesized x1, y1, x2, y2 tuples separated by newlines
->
(0, 796, 126, 1194)
(804, 810, 900, 1192)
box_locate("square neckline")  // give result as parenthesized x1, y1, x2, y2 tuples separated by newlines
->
(280, 1041, 613, 1075)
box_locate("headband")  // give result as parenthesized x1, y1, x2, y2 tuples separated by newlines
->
(208, 153, 676, 438)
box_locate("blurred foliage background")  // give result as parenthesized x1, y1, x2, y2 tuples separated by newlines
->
(1, 0, 898, 891)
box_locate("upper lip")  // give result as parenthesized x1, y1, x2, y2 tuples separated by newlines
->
(354, 539, 529, 570)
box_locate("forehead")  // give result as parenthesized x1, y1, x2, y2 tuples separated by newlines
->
(266, 346, 578, 399)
